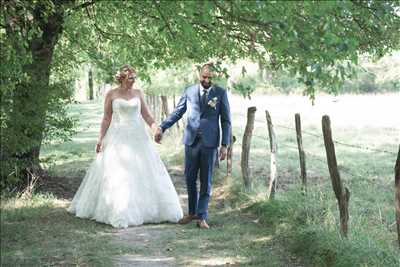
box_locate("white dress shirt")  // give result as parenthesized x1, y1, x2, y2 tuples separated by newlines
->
(200, 83, 212, 97)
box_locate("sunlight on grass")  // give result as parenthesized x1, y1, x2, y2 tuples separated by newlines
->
(192, 256, 248, 266)
(227, 93, 399, 266)
(1, 193, 135, 266)
(252, 235, 273, 243)
(4, 93, 396, 266)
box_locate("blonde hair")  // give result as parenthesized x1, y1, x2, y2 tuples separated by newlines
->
(114, 64, 136, 84)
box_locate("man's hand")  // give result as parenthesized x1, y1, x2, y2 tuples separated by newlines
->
(154, 127, 163, 144)
(219, 146, 227, 161)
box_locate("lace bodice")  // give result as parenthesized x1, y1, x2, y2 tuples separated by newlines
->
(111, 97, 142, 126)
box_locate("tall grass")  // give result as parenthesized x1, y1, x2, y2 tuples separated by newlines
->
(227, 94, 399, 266)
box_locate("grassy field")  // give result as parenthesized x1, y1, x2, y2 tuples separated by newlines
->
(1, 92, 399, 266)
(227, 93, 400, 266)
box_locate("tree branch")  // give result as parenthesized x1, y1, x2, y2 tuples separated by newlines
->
(212, 0, 279, 29)
(84, 5, 111, 40)
(152, 0, 176, 38)
(70, 0, 97, 12)
(83, 5, 135, 42)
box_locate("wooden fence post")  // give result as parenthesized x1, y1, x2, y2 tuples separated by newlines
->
(266, 110, 277, 199)
(241, 106, 257, 190)
(322, 115, 350, 237)
(227, 134, 236, 177)
(395, 145, 400, 248)
(295, 113, 307, 191)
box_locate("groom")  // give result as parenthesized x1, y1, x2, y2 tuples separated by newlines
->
(155, 63, 231, 229)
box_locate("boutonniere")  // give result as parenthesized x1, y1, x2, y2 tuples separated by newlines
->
(208, 97, 218, 109)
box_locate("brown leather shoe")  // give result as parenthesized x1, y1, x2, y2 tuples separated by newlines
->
(178, 214, 199, 224)
(197, 219, 210, 229)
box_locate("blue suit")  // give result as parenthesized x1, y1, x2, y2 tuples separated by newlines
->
(160, 84, 231, 219)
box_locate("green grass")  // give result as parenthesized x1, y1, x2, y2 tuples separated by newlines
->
(2, 98, 296, 266)
(242, 185, 400, 266)
(1, 100, 141, 266)
(2, 94, 398, 266)
(226, 94, 399, 266)
(0, 193, 135, 266)
(170, 212, 287, 266)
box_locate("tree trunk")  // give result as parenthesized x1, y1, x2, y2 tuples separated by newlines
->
(3, 2, 65, 184)
(154, 95, 161, 122)
(149, 94, 155, 121)
(88, 68, 94, 100)
(150, 95, 155, 117)
(160, 95, 169, 120)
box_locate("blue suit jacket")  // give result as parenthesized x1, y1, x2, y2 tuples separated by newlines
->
(160, 84, 231, 148)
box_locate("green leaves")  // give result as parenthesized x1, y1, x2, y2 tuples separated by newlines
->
(2, 0, 400, 189)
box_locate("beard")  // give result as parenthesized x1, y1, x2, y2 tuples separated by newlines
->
(201, 80, 212, 89)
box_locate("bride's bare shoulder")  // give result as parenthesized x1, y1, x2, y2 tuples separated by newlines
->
(132, 89, 144, 97)
(105, 88, 119, 99)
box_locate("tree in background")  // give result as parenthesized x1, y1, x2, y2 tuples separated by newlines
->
(1, 0, 399, 190)
(88, 68, 93, 100)
(1, 0, 78, 188)
(223, 52, 400, 96)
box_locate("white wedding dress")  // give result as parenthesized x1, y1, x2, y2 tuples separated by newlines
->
(68, 97, 183, 228)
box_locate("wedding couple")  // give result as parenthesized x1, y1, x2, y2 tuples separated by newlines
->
(68, 63, 232, 229)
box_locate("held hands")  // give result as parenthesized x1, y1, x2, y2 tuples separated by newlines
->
(154, 127, 163, 144)
(219, 146, 227, 161)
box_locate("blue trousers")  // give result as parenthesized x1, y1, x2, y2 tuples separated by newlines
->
(184, 137, 217, 220)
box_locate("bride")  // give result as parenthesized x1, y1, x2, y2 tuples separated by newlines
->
(68, 65, 183, 228)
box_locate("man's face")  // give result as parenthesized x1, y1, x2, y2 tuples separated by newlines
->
(199, 68, 213, 89)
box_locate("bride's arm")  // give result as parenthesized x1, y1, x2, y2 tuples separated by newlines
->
(96, 91, 113, 152)
(138, 90, 157, 132)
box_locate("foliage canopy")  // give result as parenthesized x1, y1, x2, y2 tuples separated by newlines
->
(1, 0, 399, 189)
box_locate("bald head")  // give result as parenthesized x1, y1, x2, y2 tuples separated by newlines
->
(199, 63, 215, 89)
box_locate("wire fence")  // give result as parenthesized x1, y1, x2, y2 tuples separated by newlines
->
(239, 130, 367, 181)
(235, 113, 397, 156)
(232, 109, 399, 183)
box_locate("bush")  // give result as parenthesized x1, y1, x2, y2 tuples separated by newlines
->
(341, 70, 379, 93)
(270, 70, 303, 94)
(231, 75, 257, 99)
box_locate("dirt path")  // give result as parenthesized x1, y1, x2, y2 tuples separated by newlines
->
(37, 167, 302, 266)
(112, 168, 187, 267)
(109, 168, 303, 267)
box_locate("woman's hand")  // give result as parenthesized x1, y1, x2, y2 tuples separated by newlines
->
(150, 122, 159, 133)
(95, 139, 103, 153)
